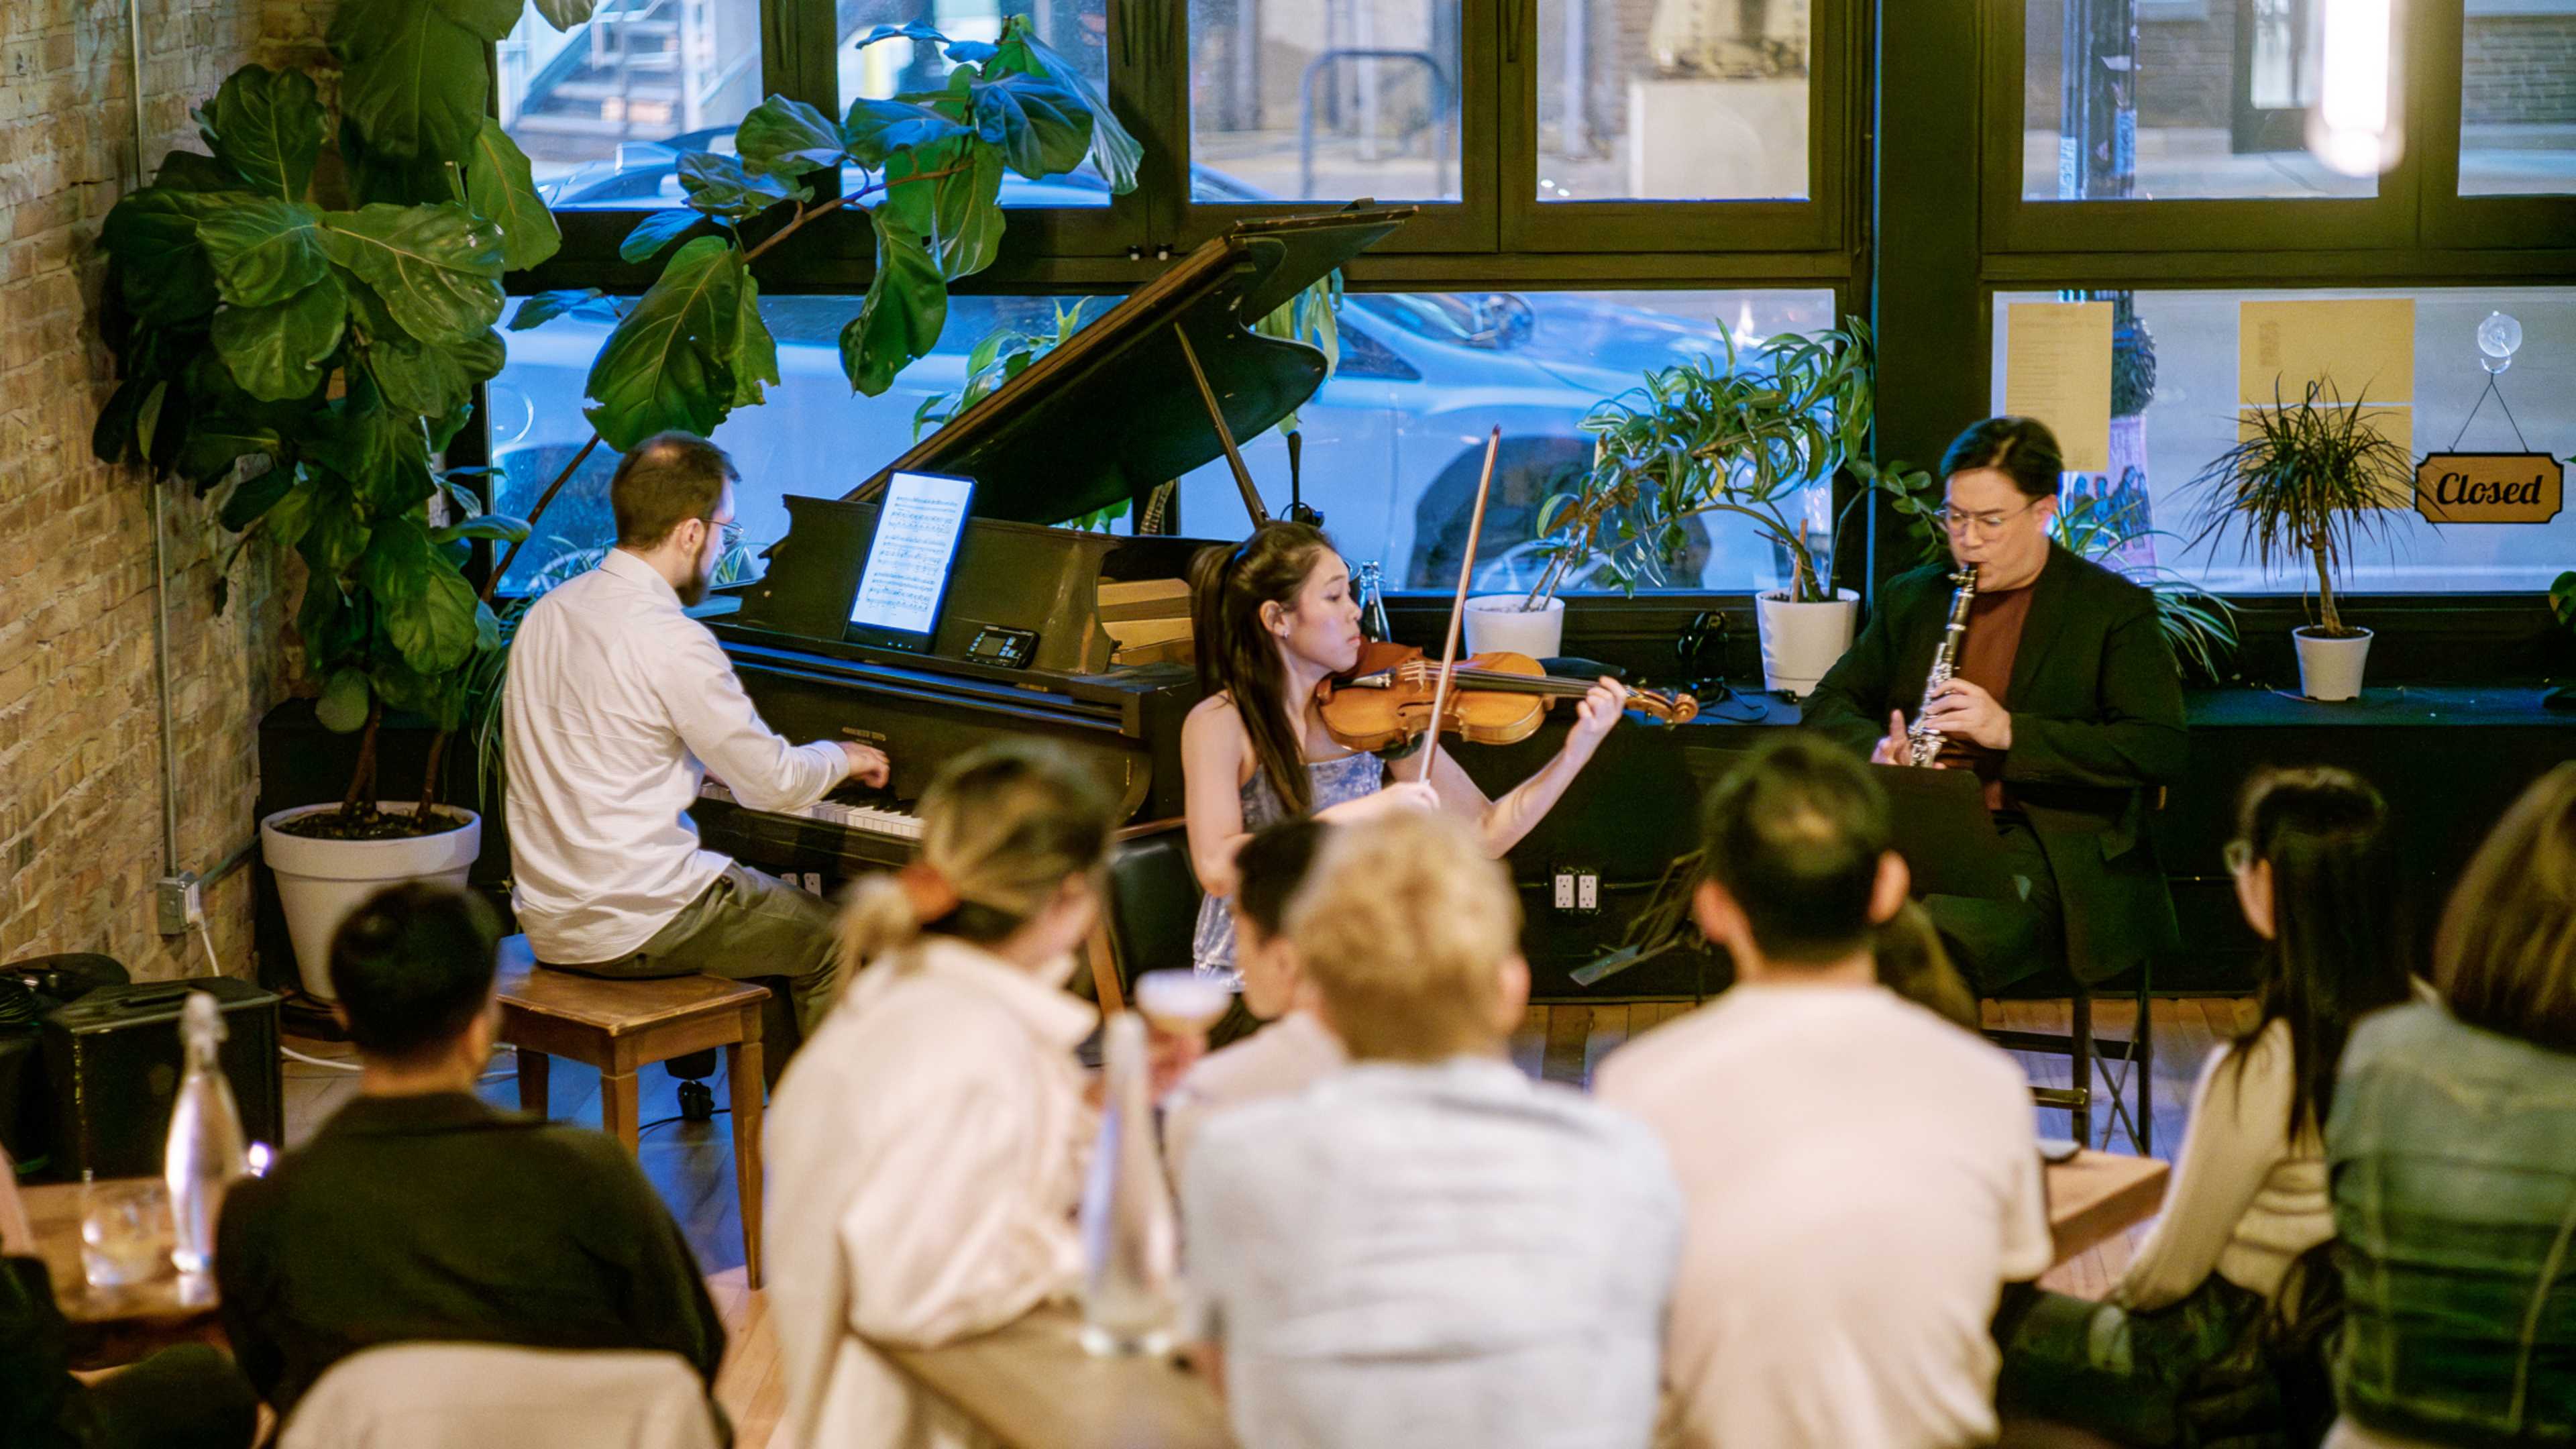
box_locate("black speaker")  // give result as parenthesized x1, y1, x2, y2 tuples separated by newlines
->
(38, 977, 283, 1181)
(1, 954, 131, 1173)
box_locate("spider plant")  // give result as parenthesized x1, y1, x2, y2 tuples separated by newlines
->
(2186, 381, 2413, 639)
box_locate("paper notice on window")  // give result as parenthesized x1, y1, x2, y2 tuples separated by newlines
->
(2004, 301, 2114, 473)
(2239, 299, 2416, 407)
(851, 472, 973, 637)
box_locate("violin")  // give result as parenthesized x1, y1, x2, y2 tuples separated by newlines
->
(1318, 640, 1699, 755)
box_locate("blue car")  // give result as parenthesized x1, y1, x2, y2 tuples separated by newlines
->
(492, 141, 1817, 593)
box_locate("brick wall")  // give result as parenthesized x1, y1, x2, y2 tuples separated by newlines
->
(2464, 15, 2576, 126)
(0, 0, 331, 983)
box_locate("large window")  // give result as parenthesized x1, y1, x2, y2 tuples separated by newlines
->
(1188, 0, 1465, 203)
(1988, 286, 2576, 594)
(2458, 0, 2576, 197)
(498, 1, 765, 209)
(1536, 0, 1811, 202)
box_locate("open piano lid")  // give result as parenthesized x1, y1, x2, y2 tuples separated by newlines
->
(847, 207, 1414, 526)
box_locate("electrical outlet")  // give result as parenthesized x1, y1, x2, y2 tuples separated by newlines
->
(155, 871, 203, 936)
(1577, 872, 1599, 911)
(1553, 870, 1576, 910)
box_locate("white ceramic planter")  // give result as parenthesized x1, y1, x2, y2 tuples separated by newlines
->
(1462, 594, 1566, 660)
(260, 804, 481, 1000)
(2294, 627, 2373, 702)
(1756, 588, 1860, 696)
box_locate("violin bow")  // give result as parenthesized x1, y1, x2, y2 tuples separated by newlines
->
(1415, 427, 1502, 784)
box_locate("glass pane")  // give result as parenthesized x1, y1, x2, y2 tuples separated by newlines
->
(1173, 288, 1839, 591)
(490, 294, 1107, 593)
(498, 1, 766, 210)
(1536, 0, 1811, 201)
(1988, 286, 2576, 593)
(1187, 0, 1464, 203)
(2021, 0, 2378, 200)
(839, 1, 1115, 207)
(2459, 2, 2576, 197)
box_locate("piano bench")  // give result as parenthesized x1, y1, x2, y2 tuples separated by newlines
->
(492, 935, 769, 1288)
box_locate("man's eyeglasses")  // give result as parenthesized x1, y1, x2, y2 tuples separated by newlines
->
(1933, 497, 2048, 536)
(710, 520, 745, 552)
(2222, 839, 2255, 875)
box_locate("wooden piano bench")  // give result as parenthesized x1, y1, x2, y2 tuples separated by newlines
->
(492, 935, 769, 1288)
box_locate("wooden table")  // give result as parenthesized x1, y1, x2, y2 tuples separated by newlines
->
(21, 1181, 223, 1368)
(884, 1152, 2172, 1449)
(2046, 1150, 2170, 1265)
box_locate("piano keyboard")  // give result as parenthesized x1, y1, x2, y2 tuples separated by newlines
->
(697, 780, 924, 841)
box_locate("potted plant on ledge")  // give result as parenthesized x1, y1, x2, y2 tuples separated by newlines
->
(2186, 382, 2412, 701)
(1501, 320, 1925, 693)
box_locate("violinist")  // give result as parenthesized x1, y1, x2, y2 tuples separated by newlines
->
(1181, 521, 1629, 985)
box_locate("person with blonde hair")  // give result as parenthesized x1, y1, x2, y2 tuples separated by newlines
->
(764, 743, 1193, 1449)
(1181, 810, 1682, 1449)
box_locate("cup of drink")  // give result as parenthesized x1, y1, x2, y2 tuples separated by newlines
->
(1132, 971, 1232, 1037)
(79, 1180, 173, 1292)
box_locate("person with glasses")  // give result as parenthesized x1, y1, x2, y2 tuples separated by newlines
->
(504, 431, 892, 1080)
(1995, 767, 2410, 1446)
(1802, 415, 2187, 997)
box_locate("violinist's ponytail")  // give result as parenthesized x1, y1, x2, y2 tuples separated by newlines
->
(1188, 521, 1337, 816)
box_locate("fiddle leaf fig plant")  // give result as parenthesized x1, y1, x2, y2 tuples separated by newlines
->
(93, 44, 551, 839)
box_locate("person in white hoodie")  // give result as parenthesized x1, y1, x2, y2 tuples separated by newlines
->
(763, 742, 1195, 1449)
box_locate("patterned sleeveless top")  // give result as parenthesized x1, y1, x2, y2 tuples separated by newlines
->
(1190, 750, 1385, 985)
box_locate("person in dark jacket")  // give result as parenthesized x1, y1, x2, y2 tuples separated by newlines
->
(215, 882, 726, 1427)
(1801, 416, 2187, 991)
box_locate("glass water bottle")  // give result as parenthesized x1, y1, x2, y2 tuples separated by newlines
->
(1354, 559, 1393, 643)
(164, 991, 248, 1276)
(1077, 1012, 1179, 1356)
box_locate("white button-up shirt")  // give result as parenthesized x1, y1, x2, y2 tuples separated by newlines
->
(1181, 1055, 1684, 1449)
(503, 549, 847, 965)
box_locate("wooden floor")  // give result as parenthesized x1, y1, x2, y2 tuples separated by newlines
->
(277, 994, 2253, 1449)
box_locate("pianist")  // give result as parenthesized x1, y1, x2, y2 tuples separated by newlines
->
(503, 432, 890, 1077)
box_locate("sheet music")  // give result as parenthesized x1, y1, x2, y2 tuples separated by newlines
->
(852, 472, 973, 637)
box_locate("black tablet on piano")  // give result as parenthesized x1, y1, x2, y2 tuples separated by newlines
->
(847, 470, 975, 653)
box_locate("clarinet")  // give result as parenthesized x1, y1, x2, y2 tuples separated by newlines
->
(1906, 566, 1980, 767)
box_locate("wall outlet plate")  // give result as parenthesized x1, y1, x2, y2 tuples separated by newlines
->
(155, 871, 203, 936)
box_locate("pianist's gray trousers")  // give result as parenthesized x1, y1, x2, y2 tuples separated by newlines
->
(552, 862, 842, 1087)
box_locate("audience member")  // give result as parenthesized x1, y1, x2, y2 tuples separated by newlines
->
(1181, 810, 1682, 1449)
(215, 883, 724, 1426)
(2325, 761, 2576, 1447)
(767, 743, 1185, 1449)
(1595, 735, 2051, 1449)
(2, 1146, 257, 1449)
(1161, 818, 1344, 1176)
(1876, 899, 1982, 1032)
(1998, 767, 2410, 1445)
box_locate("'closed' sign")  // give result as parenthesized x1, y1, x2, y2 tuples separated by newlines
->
(2415, 453, 2564, 525)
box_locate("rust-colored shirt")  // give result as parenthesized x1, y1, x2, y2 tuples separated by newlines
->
(1937, 582, 2035, 812)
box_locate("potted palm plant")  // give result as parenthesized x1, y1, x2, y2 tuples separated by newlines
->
(1508, 320, 1924, 692)
(2187, 382, 2413, 701)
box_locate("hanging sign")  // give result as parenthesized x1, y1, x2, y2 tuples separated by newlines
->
(2414, 453, 2563, 525)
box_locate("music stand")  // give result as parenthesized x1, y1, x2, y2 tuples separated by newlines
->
(1677, 745, 2017, 901)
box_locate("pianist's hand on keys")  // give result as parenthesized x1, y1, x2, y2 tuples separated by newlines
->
(698, 780, 924, 841)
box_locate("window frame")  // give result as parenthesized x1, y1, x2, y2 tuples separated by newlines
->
(2419, 0, 2576, 249)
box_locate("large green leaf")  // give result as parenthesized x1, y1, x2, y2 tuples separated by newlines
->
(199, 66, 329, 202)
(197, 197, 329, 307)
(319, 203, 504, 345)
(736, 96, 847, 178)
(967, 72, 1093, 180)
(297, 471, 374, 580)
(218, 463, 299, 531)
(723, 262, 779, 409)
(582, 235, 742, 449)
(317, 667, 373, 732)
(368, 325, 505, 421)
(365, 517, 482, 673)
(309, 382, 434, 513)
(840, 215, 946, 398)
(212, 270, 347, 400)
(431, 514, 533, 545)
(182, 420, 288, 490)
(101, 188, 233, 323)
(619, 207, 708, 264)
(156, 150, 245, 193)
(338, 117, 455, 208)
(880, 138, 1004, 280)
(677, 152, 807, 221)
(509, 288, 619, 330)
(330, 0, 489, 161)
(431, 0, 523, 39)
(986, 16, 1140, 192)
(465, 120, 561, 271)
(841, 98, 971, 169)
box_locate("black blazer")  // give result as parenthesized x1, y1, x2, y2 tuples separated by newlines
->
(1803, 542, 2188, 984)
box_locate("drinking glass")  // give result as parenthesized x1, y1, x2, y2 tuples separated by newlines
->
(80, 1180, 173, 1291)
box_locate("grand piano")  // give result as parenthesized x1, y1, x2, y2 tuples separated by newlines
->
(688, 207, 1415, 881)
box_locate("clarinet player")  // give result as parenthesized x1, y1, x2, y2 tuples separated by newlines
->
(1801, 417, 2188, 997)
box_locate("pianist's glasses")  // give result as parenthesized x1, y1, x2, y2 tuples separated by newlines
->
(711, 520, 745, 552)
